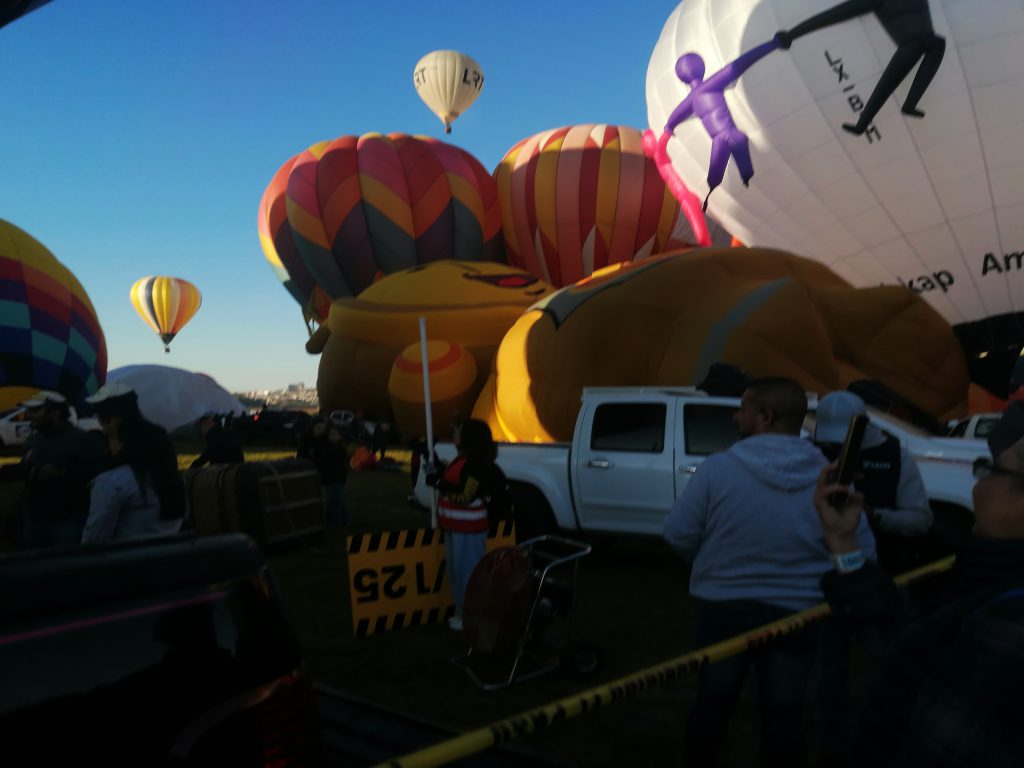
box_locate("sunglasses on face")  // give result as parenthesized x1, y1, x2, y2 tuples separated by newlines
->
(973, 457, 1024, 481)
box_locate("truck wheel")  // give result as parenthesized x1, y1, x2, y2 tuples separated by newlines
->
(509, 483, 556, 543)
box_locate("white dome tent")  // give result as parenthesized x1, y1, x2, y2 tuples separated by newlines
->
(105, 365, 246, 432)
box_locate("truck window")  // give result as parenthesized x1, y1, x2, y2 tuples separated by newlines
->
(948, 420, 969, 438)
(975, 418, 998, 438)
(684, 404, 739, 456)
(590, 403, 666, 453)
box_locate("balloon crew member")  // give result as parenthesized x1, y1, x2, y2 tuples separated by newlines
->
(191, 412, 244, 468)
(428, 419, 507, 631)
(82, 412, 184, 543)
(0, 391, 106, 548)
(811, 390, 933, 759)
(84, 383, 187, 531)
(298, 416, 349, 528)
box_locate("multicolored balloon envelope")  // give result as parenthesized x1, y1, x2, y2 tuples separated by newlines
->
(0, 218, 107, 410)
(258, 151, 331, 326)
(0, 0, 52, 31)
(129, 276, 202, 353)
(646, 1, 1024, 384)
(495, 124, 731, 288)
(473, 248, 969, 442)
(282, 133, 504, 301)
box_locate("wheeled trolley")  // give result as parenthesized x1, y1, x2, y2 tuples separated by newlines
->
(453, 535, 602, 690)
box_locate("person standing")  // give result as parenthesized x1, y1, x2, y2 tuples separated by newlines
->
(0, 391, 106, 548)
(811, 402, 1024, 767)
(429, 419, 507, 631)
(82, 416, 184, 543)
(297, 417, 349, 527)
(84, 383, 187, 530)
(663, 377, 876, 768)
(191, 412, 244, 468)
(812, 390, 933, 757)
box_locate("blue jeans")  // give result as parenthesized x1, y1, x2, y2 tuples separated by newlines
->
(444, 530, 487, 618)
(684, 599, 817, 768)
(325, 483, 347, 527)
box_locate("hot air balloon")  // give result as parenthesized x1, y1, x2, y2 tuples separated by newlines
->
(258, 151, 331, 330)
(646, 0, 1024, 394)
(283, 133, 504, 300)
(473, 249, 968, 442)
(413, 50, 484, 133)
(130, 276, 201, 353)
(0, 218, 107, 410)
(495, 124, 732, 288)
(0, 0, 52, 31)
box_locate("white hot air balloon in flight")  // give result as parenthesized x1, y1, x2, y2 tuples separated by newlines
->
(646, 0, 1024, 388)
(413, 50, 484, 133)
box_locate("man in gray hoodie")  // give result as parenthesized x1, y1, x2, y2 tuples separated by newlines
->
(664, 377, 876, 768)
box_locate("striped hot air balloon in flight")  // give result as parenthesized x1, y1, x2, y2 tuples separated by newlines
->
(282, 132, 504, 300)
(129, 276, 201, 353)
(494, 124, 732, 287)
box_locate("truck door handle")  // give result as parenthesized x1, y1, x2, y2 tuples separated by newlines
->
(681, 464, 698, 474)
(587, 460, 611, 469)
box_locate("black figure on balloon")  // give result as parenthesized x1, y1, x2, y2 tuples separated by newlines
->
(776, 0, 945, 136)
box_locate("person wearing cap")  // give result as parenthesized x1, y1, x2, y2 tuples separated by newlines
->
(84, 383, 186, 530)
(0, 391, 107, 548)
(190, 412, 243, 468)
(814, 391, 933, 570)
(812, 401, 1024, 767)
(664, 377, 876, 767)
(812, 390, 933, 758)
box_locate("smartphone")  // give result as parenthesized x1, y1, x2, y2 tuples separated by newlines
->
(827, 414, 869, 507)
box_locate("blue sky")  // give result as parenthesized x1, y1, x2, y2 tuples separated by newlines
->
(0, 0, 675, 392)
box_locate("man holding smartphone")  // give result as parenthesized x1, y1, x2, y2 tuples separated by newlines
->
(813, 402, 1024, 767)
(664, 377, 876, 767)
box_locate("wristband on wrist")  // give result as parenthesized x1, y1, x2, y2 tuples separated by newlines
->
(830, 549, 865, 574)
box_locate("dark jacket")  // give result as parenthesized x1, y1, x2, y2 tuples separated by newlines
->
(298, 436, 349, 486)
(0, 422, 107, 547)
(191, 424, 244, 468)
(822, 538, 1024, 767)
(432, 457, 509, 522)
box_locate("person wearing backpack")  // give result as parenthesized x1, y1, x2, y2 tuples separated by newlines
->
(427, 419, 508, 631)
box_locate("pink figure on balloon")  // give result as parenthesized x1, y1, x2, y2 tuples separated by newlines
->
(645, 38, 780, 220)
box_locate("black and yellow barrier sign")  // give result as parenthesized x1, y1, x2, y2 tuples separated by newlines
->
(347, 520, 515, 636)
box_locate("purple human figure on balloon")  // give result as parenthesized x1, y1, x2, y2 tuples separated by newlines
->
(647, 38, 780, 213)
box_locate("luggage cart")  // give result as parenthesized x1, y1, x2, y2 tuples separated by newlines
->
(453, 535, 602, 690)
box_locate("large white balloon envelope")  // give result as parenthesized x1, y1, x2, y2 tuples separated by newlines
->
(647, 0, 1024, 351)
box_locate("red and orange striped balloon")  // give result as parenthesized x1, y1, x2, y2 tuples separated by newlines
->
(282, 133, 504, 300)
(495, 124, 731, 287)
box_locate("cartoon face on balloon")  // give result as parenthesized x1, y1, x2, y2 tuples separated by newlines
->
(309, 260, 554, 434)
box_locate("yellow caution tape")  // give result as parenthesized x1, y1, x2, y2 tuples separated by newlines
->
(374, 555, 956, 768)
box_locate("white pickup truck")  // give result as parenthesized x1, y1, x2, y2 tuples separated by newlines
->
(0, 406, 101, 448)
(420, 387, 987, 542)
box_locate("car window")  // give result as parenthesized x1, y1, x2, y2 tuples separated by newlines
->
(975, 418, 998, 438)
(590, 403, 666, 453)
(948, 421, 969, 437)
(684, 404, 739, 456)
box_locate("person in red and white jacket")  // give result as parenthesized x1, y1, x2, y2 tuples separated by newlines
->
(428, 419, 507, 630)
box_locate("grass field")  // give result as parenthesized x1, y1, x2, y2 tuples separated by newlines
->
(0, 443, 805, 766)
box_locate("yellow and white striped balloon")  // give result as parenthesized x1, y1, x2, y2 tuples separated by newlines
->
(129, 276, 201, 352)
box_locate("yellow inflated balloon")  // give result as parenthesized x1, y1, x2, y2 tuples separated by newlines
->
(389, 340, 478, 438)
(130, 276, 202, 352)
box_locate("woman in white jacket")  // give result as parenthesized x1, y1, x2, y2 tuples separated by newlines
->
(82, 418, 182, 543)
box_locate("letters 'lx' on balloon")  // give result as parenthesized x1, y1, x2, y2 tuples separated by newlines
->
(413, 50, 484, 133)
(130, 276, 201, 353)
